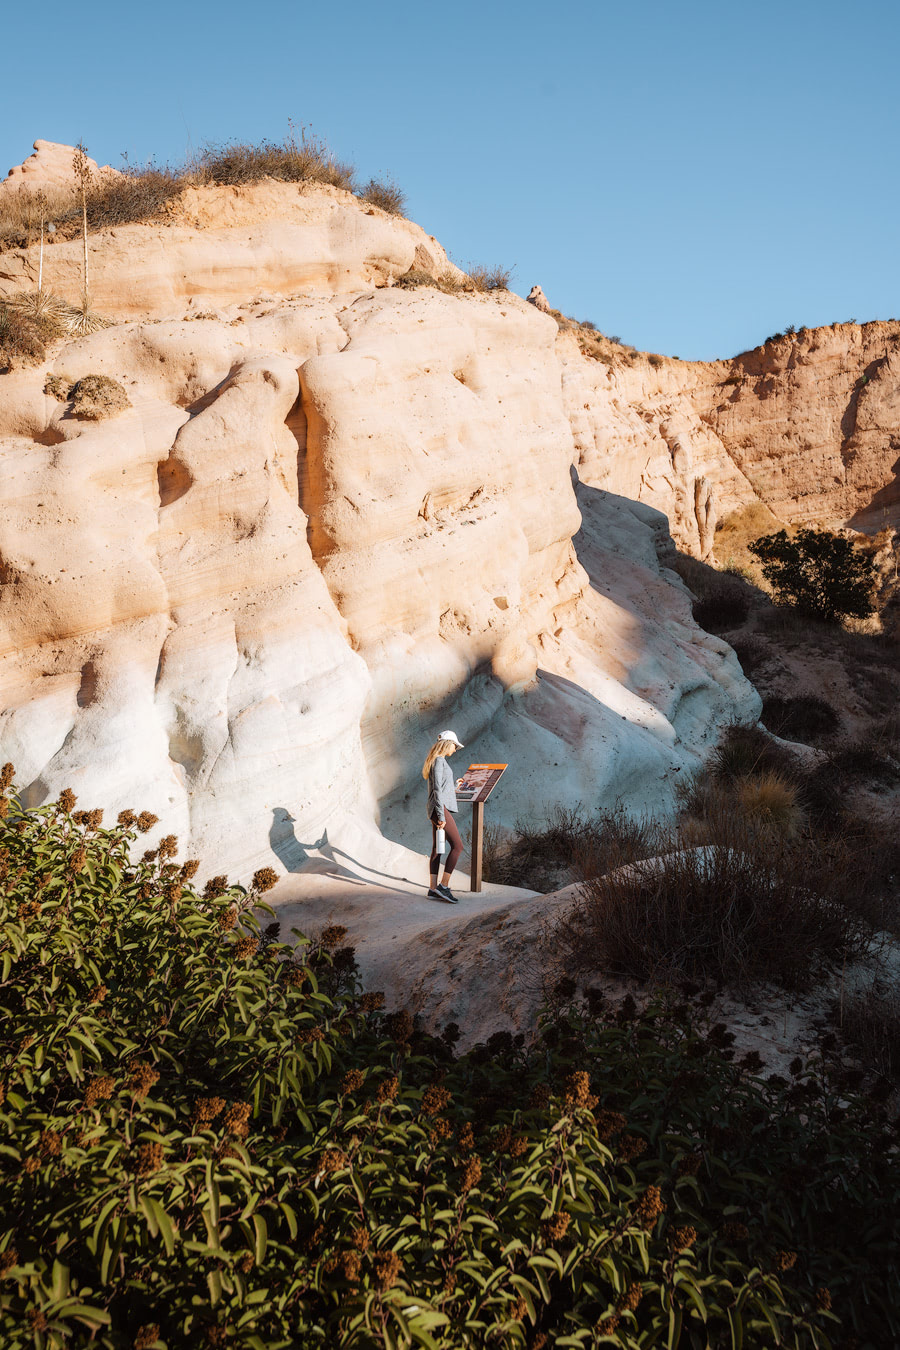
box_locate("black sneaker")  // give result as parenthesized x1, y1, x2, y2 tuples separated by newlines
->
(437, 884, 458, 903)
(427, 887, 443, 899)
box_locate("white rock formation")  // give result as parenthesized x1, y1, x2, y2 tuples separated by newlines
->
(13, 160, 890, 886)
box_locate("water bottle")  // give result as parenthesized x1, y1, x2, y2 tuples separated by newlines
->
(435, 827, 446, 856)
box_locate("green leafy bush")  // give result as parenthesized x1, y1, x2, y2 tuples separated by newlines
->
(1, 771, 898, 1346)
(748, 528, 876, 623)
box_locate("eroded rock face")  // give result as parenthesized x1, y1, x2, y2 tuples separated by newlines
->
(1, 140, 121, 196)
(1, 165, 894, 881)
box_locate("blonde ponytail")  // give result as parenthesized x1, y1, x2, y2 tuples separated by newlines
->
(422, 738, 459, 780)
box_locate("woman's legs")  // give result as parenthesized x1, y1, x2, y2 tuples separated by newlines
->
(429, 812, 463, 886)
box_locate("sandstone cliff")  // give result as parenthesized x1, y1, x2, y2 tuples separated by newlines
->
(1, 155, 897, 879)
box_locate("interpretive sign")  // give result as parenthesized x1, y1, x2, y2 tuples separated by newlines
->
(456, 763, 508, 804)
(455, 763, 508, 892)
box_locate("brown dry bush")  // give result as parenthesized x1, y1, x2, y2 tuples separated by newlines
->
(196, 131, 355, 191)
(69, 374, 131, 420)
(359, 178, 406, 216)
(840, 985, 900, 1082)
(482, 806, 655, 892)
(0, 302, 63, 371)
(466, 264, 513, 293)
(554, 809, 876, 990)
(761, 693, 841, 744)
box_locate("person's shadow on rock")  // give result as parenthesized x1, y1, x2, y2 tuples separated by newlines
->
(269, 809, 366, 885)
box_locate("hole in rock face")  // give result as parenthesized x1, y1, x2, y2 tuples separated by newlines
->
(77, 659, 98, 708)
(157, 455, 193, 507)
(493, 596, 509, 611)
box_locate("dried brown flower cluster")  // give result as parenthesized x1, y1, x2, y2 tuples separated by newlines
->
(388, 1009, 413, 1044)
(68, 846, 87, 874)
(236, 1254, 254, 1274)
(117, 809, 137, 829)
(128, 1063, 160, 1102)
(191, 1097, 226, 1130)
(359, 990, 385, 1013)
(59, 788, 77, 813)
(0, 1246, 19, 1275)
(633, 1184, 665, 1230)
(773, 1250, 798, 1272)
(564, 1070, 598, 1111)
(321, 924, 348, 949)
(217, 905, 238, 932)
(421, 1084, 451, 1117)
(232, 936, 258, 960)
(529, 1084, 550, 1109)
(676, 1152, 703, 1177)
(39, 1130, 62, 1158)
(720, 1220, 750, 1243)
(372, 1249, 402, 1291)
(460, 1155, 482, 1194)
(341, 1069, 365, 1095)
(223, 1102, 251, 1138)
(26, 1310, 49, 1332)
(457, 1122, 475, 1152)
(252, 867, 278, 893)
(158, 834, 178, 859)
(163, 882, 183, 905)
(351, 1226, 371, 1252)
(541, 1212, 571, 1244)
(284, 964, 307, 987)
(0, 762, 14, 791)
(83, 1075, 116, 1108)
(319, 1148, 347, 1175)
(136, 811, 159, 833)
(594, 1108, 627, 1141)
(376, 1075, 399, 1104)
(17, 900, 41, 922)
(133, 1142, 164, 1175)
(204, 876, 229, 898)
(180, 859, 200, 880)
(297, 1027, 325, 1045)
(670, 1225, 697, 1251)
(89, 984, 108, 1004)
(134, 1323, 161, 1349)
(618, 1133, 647, 1163)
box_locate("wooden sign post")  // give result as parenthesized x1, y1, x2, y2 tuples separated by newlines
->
(455, 763, 508, 892)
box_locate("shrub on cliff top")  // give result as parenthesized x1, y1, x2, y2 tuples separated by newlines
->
(1, 771, 898, 1346)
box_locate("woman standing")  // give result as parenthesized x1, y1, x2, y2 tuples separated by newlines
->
(422, 730, 464, 902)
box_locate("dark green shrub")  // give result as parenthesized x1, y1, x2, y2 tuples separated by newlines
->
(1, 771, 897, 1346)
(556, 808, 873, 990)
(762, 693, 840, 743)
(709, 723, 800, 783)
(692, 589, 750, 632)
(749, 528, 876, 622)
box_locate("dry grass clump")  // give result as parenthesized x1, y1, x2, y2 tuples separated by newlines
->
(44, 372, 74, 401)
(0, 301, 63, 371)
(466, 264, 513, 293)
(840, 985, 900, 1082)
(734, 771, 805, 838)
(68, 374, 131, 420)
(555, 808, 874, 990)
(482, 807, 654, 892)
(708, 723, 799, 784)
(197, 128, 356, 191)
(761, 693, 841, 744)
(359, 177, 406, 216)
(395, 264, 512, 296)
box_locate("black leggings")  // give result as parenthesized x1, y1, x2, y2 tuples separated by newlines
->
(430, 811, 463, 878)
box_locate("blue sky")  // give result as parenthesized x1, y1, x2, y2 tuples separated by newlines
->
(3, 0, 898, 360)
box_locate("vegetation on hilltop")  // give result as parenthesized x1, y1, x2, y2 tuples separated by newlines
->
(1, 770, 899, 1348)
(0, 126, 405, 257)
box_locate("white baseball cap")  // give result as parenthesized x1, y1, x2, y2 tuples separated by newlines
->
(438, 729, 465, 748)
